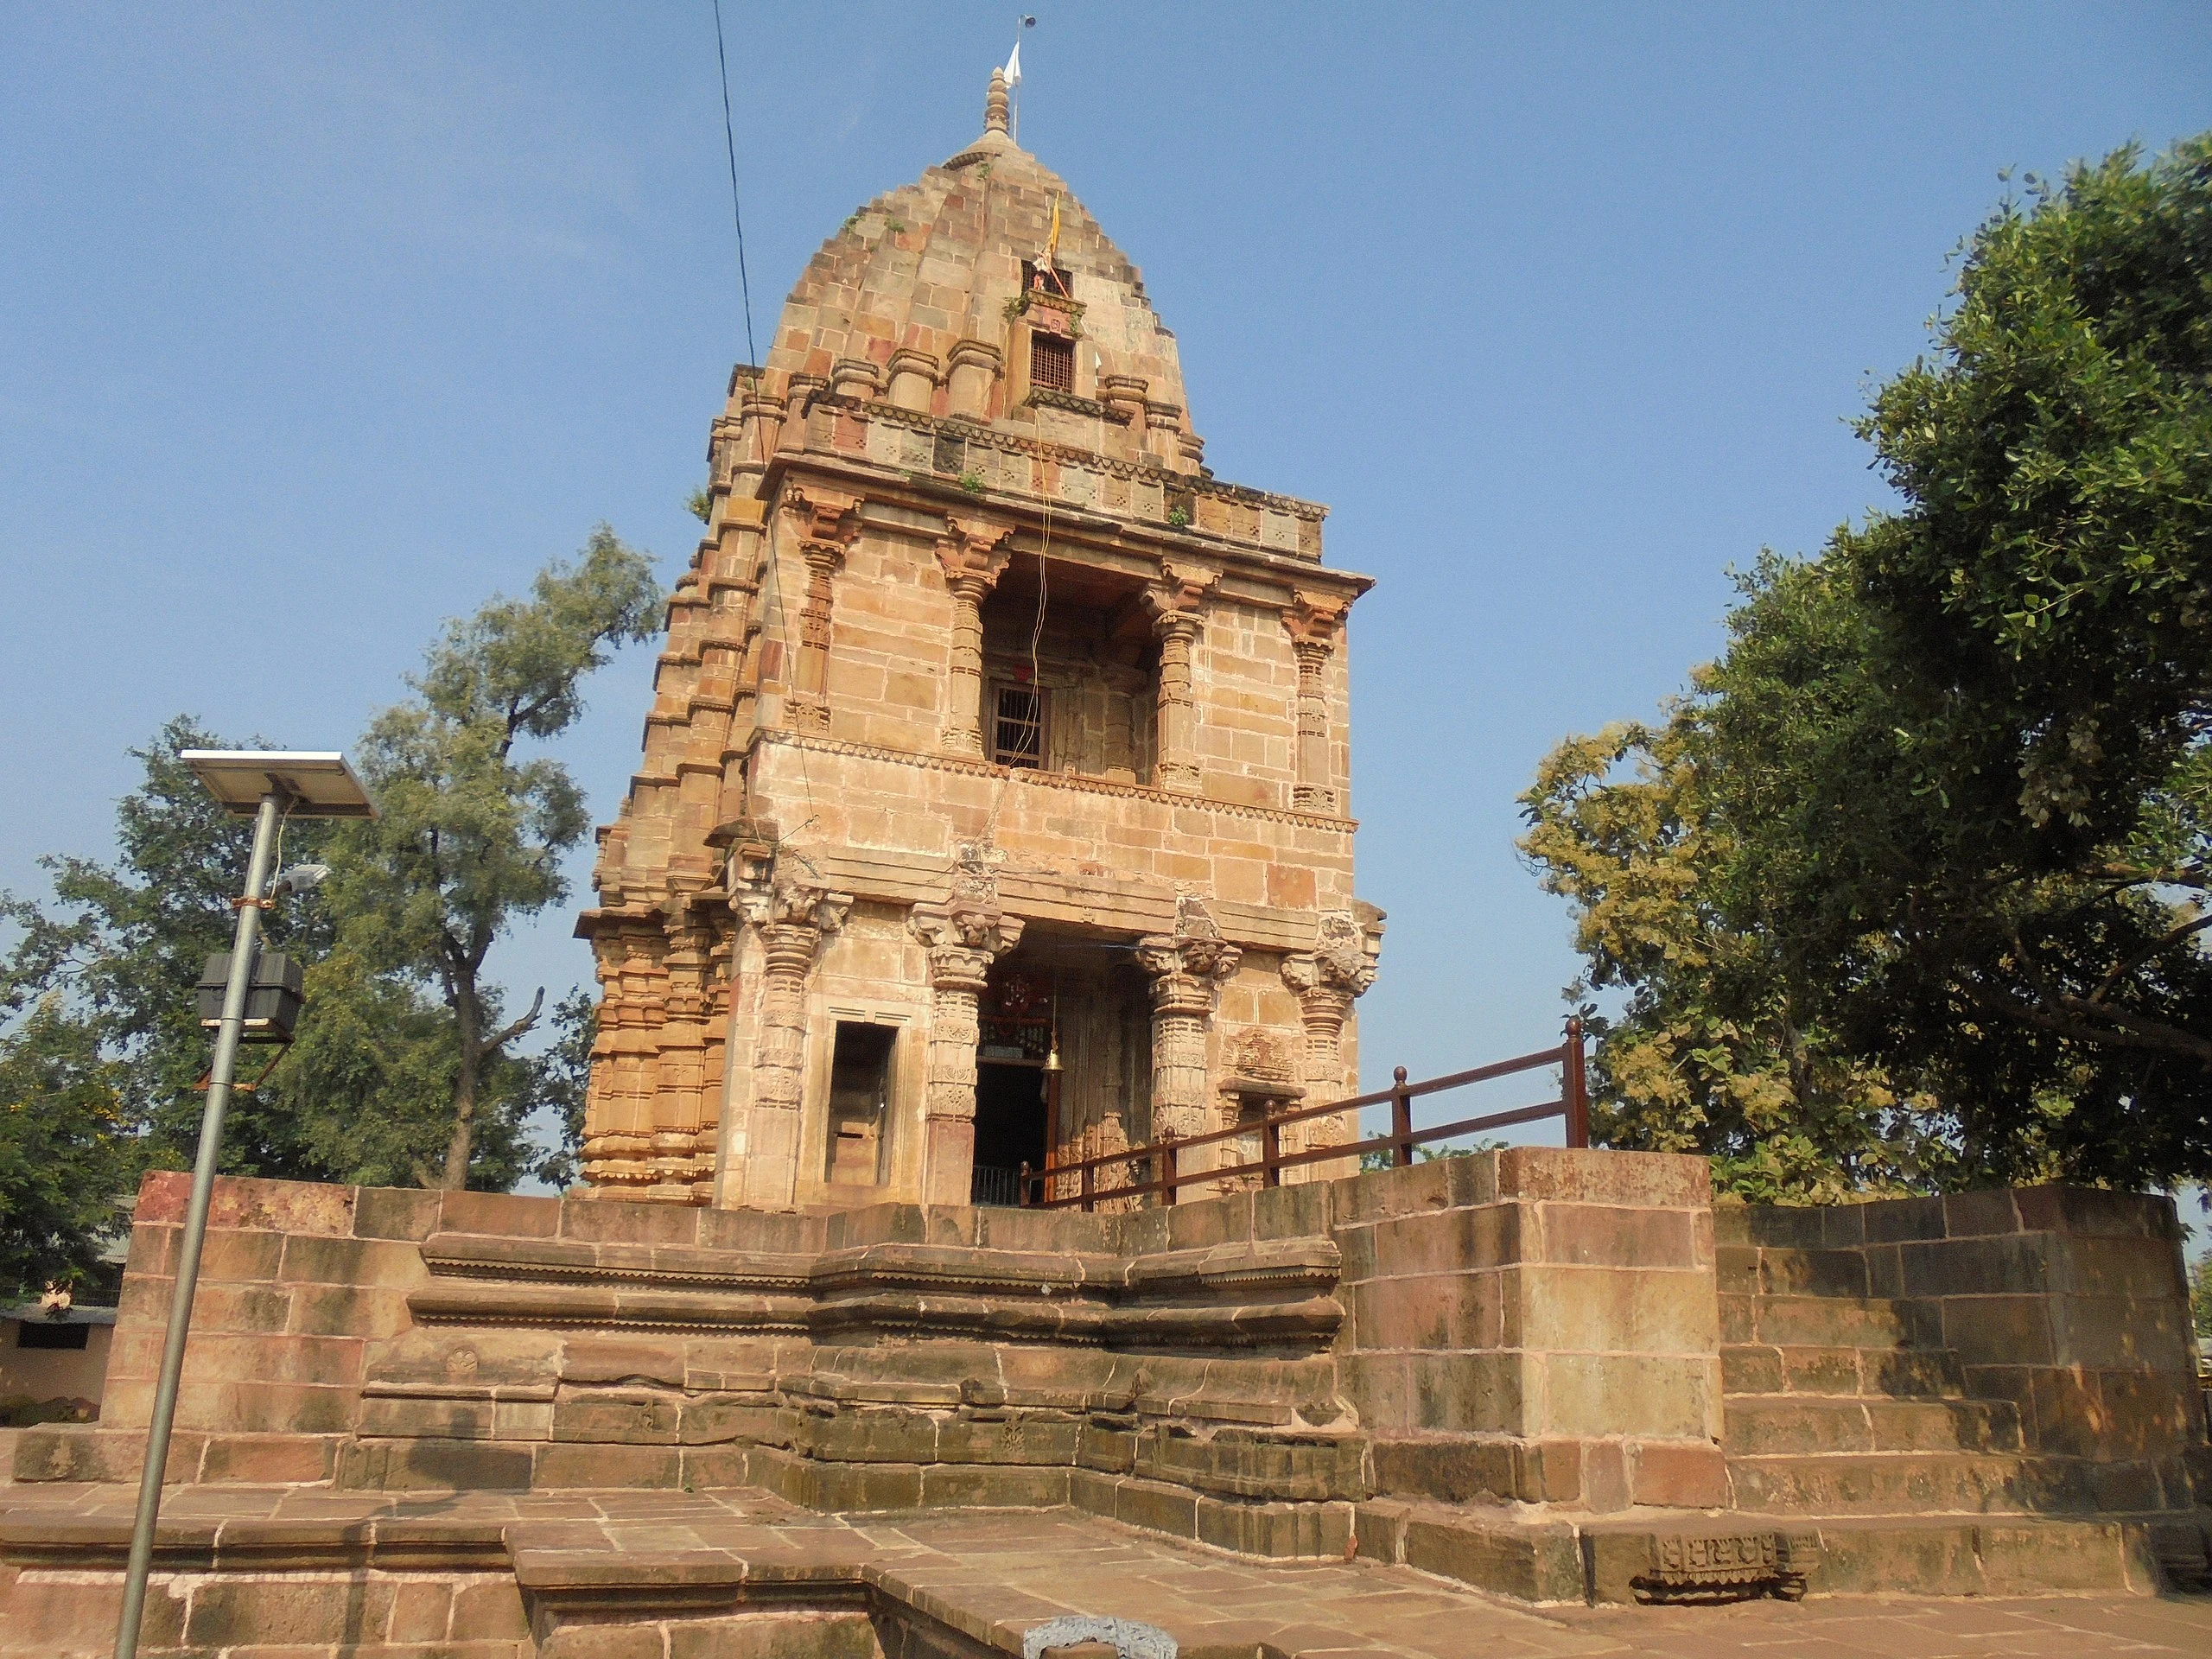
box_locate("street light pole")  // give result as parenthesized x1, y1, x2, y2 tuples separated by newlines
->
(111, 786, 287, 1659)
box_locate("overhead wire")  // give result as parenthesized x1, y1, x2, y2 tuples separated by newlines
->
(709, 0, 820, 862)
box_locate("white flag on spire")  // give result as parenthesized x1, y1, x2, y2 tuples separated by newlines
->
(1005, 40, 1021, 86)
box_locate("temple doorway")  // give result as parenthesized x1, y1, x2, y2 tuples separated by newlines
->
(970, 1063, 1048, 1206)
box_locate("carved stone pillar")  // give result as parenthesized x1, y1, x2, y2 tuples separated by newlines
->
(935, 517, 1015, 757)
(1135, 912, 1242, 1154)
(645, 907, 712, 1204)
(736, 878, 851, 1209)
(1282, 591, 1348, 816)
(782, 489, 860, 735)
(1143, 563, 1217, 796)
(1281, 912, 1381, 1181)
(908, 899, 1025, 1206)
(581, 933, 665, 1194)
(690, 922, 734, 1202)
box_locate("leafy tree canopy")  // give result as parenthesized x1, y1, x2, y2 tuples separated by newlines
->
(333, 524, 660, 1188)
(1525, 135, 2212, 1197)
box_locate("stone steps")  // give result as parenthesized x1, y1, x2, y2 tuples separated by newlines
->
(1352, 1494, 2209, 1601)
(1724, 1393, 2021, 1457)
(1719, 1290, 1937, 1351)
(1720, 1340, 1967, 1399)
(1725, 1448, 2094, 1516)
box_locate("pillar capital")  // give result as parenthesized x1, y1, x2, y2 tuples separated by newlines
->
(934, 515, 1016, 594)
(738, 874, 852, 947)
(780, 486, 862, 559)
(1136, 929, 1242, 1015)
(1143, 559, 1219, 634)
(1281, 909, 1382, 1007)
(1281, 588, 1349, 652)
(909, 899, 1025, 993)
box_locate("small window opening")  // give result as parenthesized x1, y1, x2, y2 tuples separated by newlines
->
(1021, 259, 1073, 298)
(824, 1023, 896, 1185)
(993, 684, 1046, 769)
(1029, 333, 1074, 394)
(16, 1320, 92, 1351)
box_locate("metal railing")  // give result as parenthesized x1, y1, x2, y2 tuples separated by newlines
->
(1018, 1018, 1590, 1211)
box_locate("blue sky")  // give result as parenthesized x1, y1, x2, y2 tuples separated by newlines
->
(5, 4, 2210, 1177)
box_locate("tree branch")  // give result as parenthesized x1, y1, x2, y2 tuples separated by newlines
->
(484, 986, 546, 1055)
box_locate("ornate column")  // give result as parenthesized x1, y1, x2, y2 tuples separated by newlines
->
(935, 516, 1015, 757)
(690, 920, 734, 1203)
(781, 489, 861, 735)
(1135, 906, 1243, 1155)
(1281, 912, 1381, 1180)
(1142, 562, 1217, 796)
(735, 876, 851, 1210)
(580, 931, 664, 1195)
(1282, 591, 1349, 816)
(908, 896, 1025, 1206)
(644, 902, 713, 1205)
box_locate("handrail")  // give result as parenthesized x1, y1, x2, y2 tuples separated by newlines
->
(1018, 1017, 1590, 1211)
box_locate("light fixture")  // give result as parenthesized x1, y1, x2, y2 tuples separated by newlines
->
(179, 751, 375, 818)
(115, 752, 374, 1659)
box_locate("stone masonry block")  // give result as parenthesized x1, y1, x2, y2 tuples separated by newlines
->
(1942, 1187, 2024, 1237)
(352, 1185, 443, 1240)
(440, 1188, 562, 1236)
(1529, 1203, 1697, 1268)
(280, 1231, 428, 1288)
(136, 1169, 358, 1236)
(559, 1199, 703, 1246)
(1900, 1234, 2056, 1298)
(1541, 1352, 1717, 1441)
(1507, 1264, 1719, 1355)
(1627, 1438, 1729, 1507)
(1495, 1147, 1710, 1209)
(2014, 1185, 2179, 1240)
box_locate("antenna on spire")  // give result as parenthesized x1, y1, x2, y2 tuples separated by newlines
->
(1007, 15, 1035, 143)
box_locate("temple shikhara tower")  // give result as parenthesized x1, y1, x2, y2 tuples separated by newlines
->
(575, 71, 1382, 1208)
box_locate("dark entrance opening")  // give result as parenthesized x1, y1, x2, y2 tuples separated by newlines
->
(971, 1062, 1046, 1206)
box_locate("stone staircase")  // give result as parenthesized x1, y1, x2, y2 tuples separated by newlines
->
(1719, 1278, 2088, 1516)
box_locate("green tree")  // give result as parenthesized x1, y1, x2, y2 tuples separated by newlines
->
(0, 1001, 143, 1297)
(1524, 135, 2212, 1192)
(1, 715, 341, 1179)
(2190, 1252, 2212, 1341)
(334, 525, 660, 1189)
(1520, 681, 1948, 1202)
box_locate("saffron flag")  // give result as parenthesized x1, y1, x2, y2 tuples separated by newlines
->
(1046, 195, 1061, 266)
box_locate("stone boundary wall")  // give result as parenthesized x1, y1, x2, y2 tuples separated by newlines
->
(20, 1160, 2211, 1555)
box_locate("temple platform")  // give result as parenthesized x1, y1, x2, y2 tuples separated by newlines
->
(3, 1480, 2209, 1658)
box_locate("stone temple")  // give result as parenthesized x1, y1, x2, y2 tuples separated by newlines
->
(575, 67, 1381, 1215)
(3, 68, 2210, 1659)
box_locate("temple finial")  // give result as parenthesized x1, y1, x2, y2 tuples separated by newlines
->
(985, 67, 1010, 136)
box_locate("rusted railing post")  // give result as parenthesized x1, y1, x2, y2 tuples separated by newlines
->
(1160, 1136, 1179, 1205)
(1017, 1160, 1032, 1206)
(1390, 1065, 1414, 1168)
(1564, 1017, 1590, 1150)
(1262, 1117, 1281, 1188)
(1080, 1158, 1095, 1214)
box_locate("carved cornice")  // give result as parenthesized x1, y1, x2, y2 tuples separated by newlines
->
(848, 398, 1328, 523)
(750, 728, 1358, 830)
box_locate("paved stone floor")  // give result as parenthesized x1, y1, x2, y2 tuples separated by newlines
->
(2, 1484, 2207, 1656)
